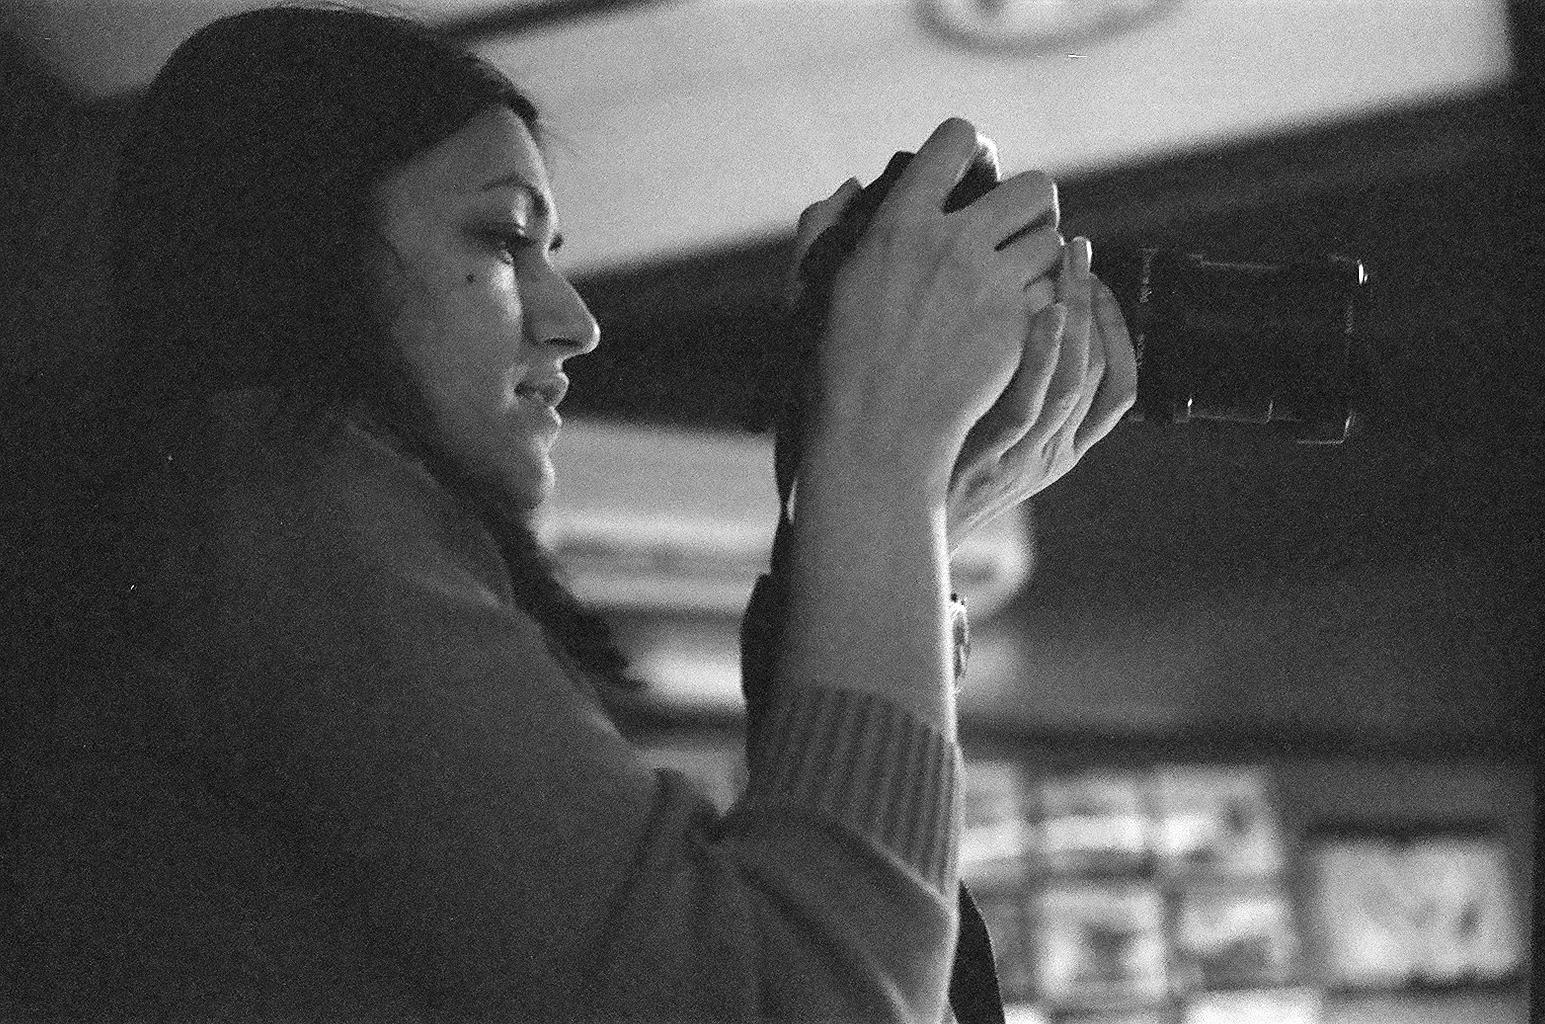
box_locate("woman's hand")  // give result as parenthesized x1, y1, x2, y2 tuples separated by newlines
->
(944, 242, 1136, 550)
(805, 118, 1068, 497)
(785, 120, 1136, 541)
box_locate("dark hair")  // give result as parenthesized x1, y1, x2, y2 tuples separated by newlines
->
(109, 3, 639, 698)
(112, 2, 535, 407)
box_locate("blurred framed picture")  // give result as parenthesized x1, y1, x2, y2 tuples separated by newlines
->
(1399, 832, 1525, 984)
(1170, 881, 1301, 992)
(1149, 765, 1285, 877)
(1000, 1005, 1050, 1024)
(1305, 836, 1409, 988)
(1056, 1010, 1172, 1024)
(1032, 881, 1170, 1010)
(963, 758, 1037, 886)
(1307, 825, 1525, 990)
(1036, 768, 1150, 875)
(1182, 987, 1322, 1024)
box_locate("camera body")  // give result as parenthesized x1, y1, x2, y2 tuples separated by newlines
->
(773, 151, 1374, 445)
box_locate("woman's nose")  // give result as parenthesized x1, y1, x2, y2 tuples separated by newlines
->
(529, 269, 600, 356)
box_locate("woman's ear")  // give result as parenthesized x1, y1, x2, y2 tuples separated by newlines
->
(364, 228, 426, 330)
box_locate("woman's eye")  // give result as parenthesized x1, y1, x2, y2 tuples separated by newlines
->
(476, 223, 565, 267)
(483, 227, 562, 264)
(489, 230, 534, 261)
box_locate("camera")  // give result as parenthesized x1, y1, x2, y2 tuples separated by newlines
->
(768, 151, 1375, 446)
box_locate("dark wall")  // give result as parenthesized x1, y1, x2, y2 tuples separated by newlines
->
(1, 33, 125, 513)
(2, 32, 127, 695)
(568, 94, 1542, 757)
(1001, 122, 1541, 757)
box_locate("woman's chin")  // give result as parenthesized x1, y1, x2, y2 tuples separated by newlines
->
(435, 427, 556, 513)
(499, 452, 556, 512)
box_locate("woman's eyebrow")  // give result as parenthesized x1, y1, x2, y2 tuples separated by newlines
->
(480, 172, 550, 219)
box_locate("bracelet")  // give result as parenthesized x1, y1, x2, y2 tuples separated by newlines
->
(949, 592, 970, 690)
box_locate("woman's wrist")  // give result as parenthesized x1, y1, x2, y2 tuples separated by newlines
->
(801, 404, 956, 512)
(776, 434, 957, 741)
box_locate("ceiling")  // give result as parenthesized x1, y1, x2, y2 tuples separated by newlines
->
(5, 0, 1515, 273)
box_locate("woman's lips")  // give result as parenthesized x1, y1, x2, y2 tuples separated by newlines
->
(516, 373, 569, 408)
(513, 397, 561, 436)
(513, 381, 563, 436)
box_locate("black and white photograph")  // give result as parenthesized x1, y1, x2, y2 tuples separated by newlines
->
(1170, 881, 1302, 991)
(1033, 882, 1171, 1010)
(1149, 764, 1286, 878)
(1037, 768, 1151, 876)
(2, 1, 1536, 1021)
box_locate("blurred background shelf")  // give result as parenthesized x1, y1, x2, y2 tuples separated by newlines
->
(1321, 985, 1527, 1024)
(642, 726, 1533, 1024)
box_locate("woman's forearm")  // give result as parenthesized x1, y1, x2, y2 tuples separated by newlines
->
(774, 427, 958, 742)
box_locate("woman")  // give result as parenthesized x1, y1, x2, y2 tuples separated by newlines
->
(8, 5, 1134, 1020)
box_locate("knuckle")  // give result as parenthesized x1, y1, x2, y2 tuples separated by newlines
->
(1039, 228, 1068, 260)
(853, 216, 906, 258)
(1025, 229, 1065, 278)
(872, 198, 929, 240)
(942, 115, 978, 139)
(1109, 366, 1138, 407)
(983, 268, 1028, 310)
(940, 228, 982, 271)
(1011, 169, 1058, 210)
(1028, 325, 1062, 357)
(1047, 388, 1081, 418)
(1025, 282, 1058, 317)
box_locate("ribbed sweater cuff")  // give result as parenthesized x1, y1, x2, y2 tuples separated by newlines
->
(738, 687, 961, 896)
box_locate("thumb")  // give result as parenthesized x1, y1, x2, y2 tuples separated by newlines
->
(785, 177, 863, 310)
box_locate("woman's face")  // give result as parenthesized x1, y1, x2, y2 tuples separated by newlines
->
(372, 106, 598, 511)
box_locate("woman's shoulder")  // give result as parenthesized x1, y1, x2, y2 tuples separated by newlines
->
(125, 387, 514, 611)
(153, 387, 444, 521)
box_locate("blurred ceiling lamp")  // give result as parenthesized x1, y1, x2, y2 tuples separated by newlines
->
(919, 0, 1181, 53)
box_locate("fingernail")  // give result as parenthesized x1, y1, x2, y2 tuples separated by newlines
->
(1072, 236, 1091, 273)
(976, 137, 1001, 173)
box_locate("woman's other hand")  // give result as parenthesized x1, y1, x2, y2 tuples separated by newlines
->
(945, 244, 1137, 550)
(785, 124, 1137, 549)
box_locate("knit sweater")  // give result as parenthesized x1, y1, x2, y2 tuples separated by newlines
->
(7, 390, 963, 1023)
